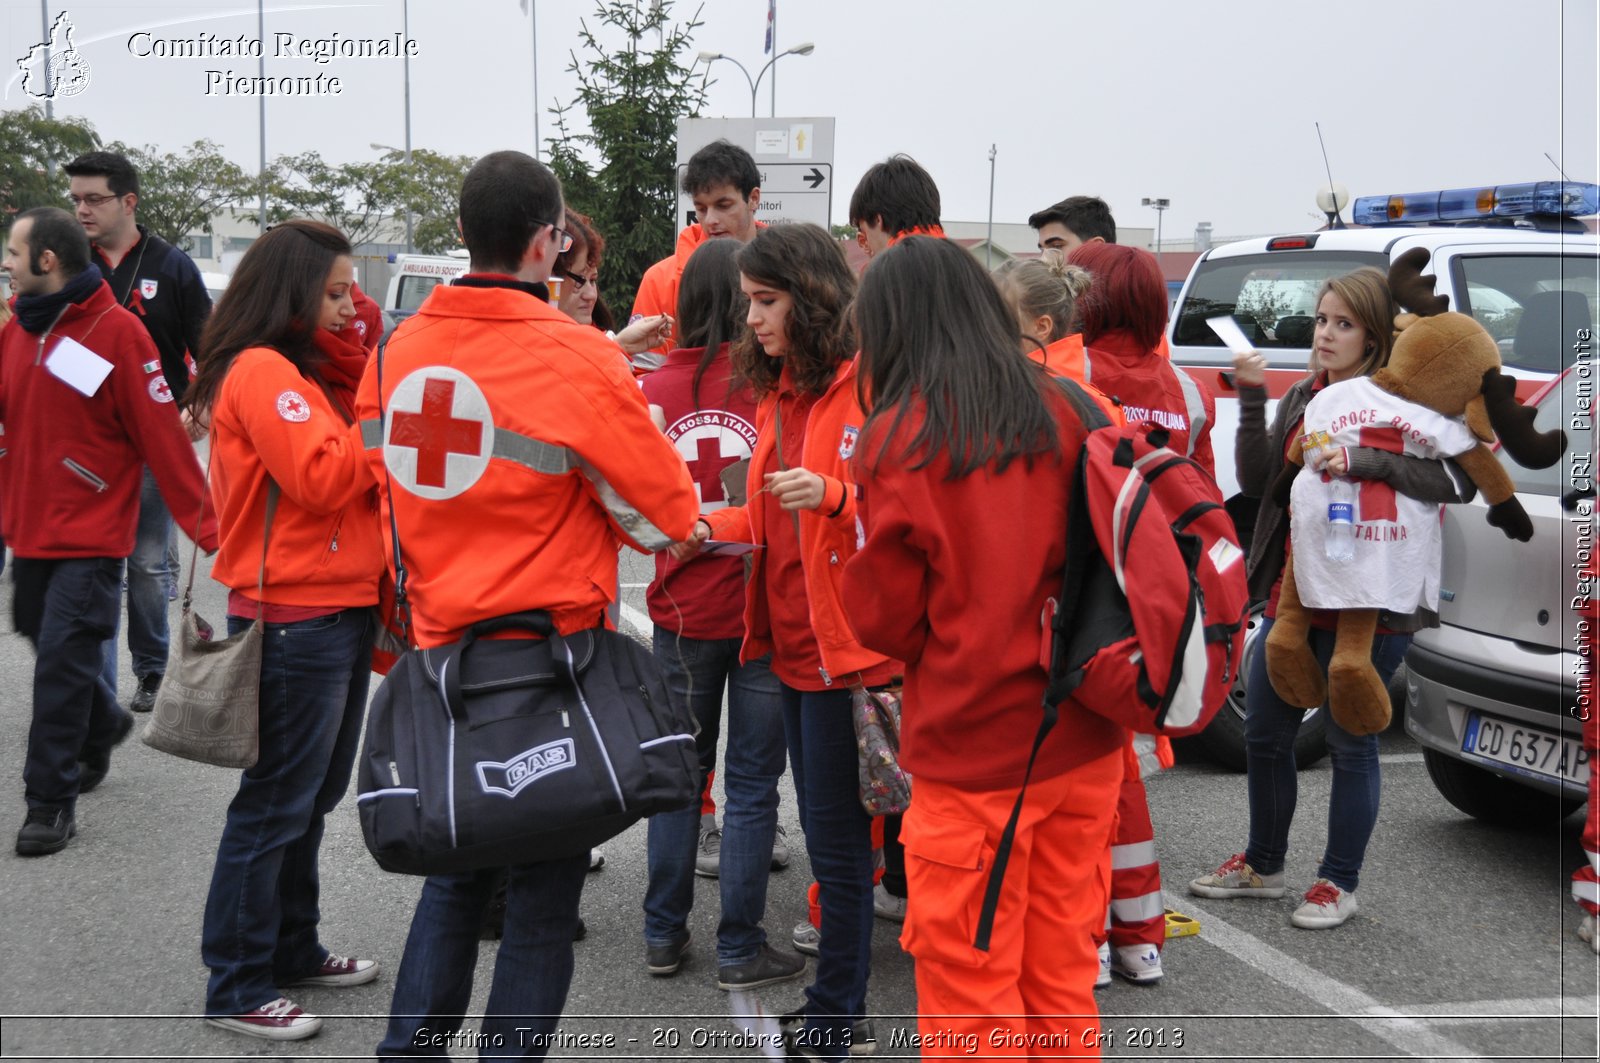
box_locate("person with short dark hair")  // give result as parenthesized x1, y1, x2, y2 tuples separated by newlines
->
(64, 149, 214, 716)
(630, 140, 763, 368)
(848, 154, 944, 258)
(1028, 194, 1118, 252)
(0, 207, 216, 856)
(361, 150, 698, 1060)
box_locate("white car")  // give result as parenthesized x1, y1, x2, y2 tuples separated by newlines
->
(1167, 179, 1599, 768)
(1405, 365, 1592, 825)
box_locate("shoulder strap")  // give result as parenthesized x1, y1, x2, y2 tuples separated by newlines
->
(1052, 376, 1115, 434)
(375, 343, 413, 642)
(1173, 368, 1208, 458)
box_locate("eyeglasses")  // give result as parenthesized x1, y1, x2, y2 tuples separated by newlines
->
(541, 222, 573, 255)
(561, 269, 598, 291)
(68, 192, 122, 208)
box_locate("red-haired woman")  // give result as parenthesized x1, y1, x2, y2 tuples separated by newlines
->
(1062, 241, 1215, 985)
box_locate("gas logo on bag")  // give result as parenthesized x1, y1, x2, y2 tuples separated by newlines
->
(476, 738, 576, 798)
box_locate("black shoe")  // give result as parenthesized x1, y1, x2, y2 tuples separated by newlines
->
(717, 943, 805, 991)
(16, 806, 75, 856)
(573, 917, 587, 942)
(78, 709, 136, 795)
(129, 673, 162, 714)
(645, 932, 691, 977)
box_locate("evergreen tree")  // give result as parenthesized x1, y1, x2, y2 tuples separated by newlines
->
(547, 0, 706, 309)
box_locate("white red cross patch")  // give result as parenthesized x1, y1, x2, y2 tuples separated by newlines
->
(383, 366, 493, 500)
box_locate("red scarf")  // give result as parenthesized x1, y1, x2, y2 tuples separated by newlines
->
(310, 326, 368, 422)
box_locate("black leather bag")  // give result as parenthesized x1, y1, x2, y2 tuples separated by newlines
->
(357, 610, 698, 875)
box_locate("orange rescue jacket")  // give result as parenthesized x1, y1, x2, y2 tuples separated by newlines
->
(207, 346, 383, 607)
(356, 280, 698, 646)
(704, 358, 892, 684)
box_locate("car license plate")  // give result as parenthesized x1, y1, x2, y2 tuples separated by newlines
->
(1461, 712, 1590, 788)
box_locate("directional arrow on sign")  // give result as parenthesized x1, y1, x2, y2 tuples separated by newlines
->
(803, 167, 825, 189)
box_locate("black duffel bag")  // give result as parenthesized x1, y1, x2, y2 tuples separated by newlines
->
(357, 610, 698, 876)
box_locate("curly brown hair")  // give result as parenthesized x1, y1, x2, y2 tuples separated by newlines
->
(731, 224, 856, 399)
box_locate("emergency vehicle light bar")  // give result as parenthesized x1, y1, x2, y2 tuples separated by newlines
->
(1352, 181, 1599, 225)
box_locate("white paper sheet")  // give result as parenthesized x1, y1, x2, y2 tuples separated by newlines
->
(1205, 315, 1256, 355)
(44, 336, 114, 398)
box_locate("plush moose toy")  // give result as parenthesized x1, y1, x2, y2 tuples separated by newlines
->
(1265, 248, 1567, 735)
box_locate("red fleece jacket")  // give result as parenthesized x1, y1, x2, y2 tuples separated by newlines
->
(843, 389, 1125, 790)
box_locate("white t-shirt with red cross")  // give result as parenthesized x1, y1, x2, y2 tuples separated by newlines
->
(1290, 376, 1480, 613)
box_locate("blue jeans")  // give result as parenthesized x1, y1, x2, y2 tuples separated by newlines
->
(12, 557, 127, 812)
(1244, 616, 1409, 893)
(201, 608, 374, 1014)
(643, 635, 786, 965)
(100, 469, 176, 694)
(377, 856, 589, 1060)
(783, 683, 874, 1059)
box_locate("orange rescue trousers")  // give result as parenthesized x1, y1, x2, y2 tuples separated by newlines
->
(900, 749, 1123, 1058)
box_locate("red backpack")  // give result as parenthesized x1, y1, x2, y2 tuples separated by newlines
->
(1045, 379, 1250, 736)
(974, 377, 1249, 951)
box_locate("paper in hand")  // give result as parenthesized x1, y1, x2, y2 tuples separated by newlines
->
(1205, 315, 1256, 356)
(45, 336, 115, 398)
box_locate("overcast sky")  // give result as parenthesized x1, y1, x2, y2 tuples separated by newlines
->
(4, 0, 1596, 243)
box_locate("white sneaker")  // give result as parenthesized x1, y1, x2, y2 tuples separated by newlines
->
(1291, 879, 1358, 929)
(1580, 914, 1600, 955)
(1111, 943, 1164, 984)
(588, 847, 605, 872)
(1189, 853, 1286, 899)
(1094, 942, 1111, 989)
(872, 883, 906, 922)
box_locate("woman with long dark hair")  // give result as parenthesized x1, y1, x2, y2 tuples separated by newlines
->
(844, 235, 1125, 1057)
(675, 223, 888, 1059)
(186, 220, 384, 1043)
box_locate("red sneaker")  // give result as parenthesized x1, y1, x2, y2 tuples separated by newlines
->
(284, 953, 380, 988)
(206, 997, 322, 1041)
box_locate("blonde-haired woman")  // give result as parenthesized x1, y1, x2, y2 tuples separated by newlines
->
(1190, 267, 1474, 929)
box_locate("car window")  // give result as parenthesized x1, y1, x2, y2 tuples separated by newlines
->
(1453, 253, 1599, 374)
(396, 275, 442, 314)
(1172, 251, 1388, 351)
(1503, 366, 1594, 496)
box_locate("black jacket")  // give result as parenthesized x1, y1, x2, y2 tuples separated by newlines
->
(93, 225, 211, 401)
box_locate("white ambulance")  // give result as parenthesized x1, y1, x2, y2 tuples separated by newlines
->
(1167, 179, 1599, 767)
(384, 250, 470, 320)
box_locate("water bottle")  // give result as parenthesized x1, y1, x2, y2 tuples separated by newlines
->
(1325, 477, 1356, 562)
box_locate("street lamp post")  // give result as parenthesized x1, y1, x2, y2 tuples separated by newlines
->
(697, 43, 815, 117)
(986, 145, 997, 270)
(372, 142, 414, 254)
(1142, 196, 1170, 266)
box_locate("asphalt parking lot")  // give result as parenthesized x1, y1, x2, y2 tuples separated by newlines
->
(0, 548, 1595, 1061)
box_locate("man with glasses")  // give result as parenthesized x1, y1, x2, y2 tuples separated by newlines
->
(63, 151, 212, 718)
(359, 151, 697, 1059)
